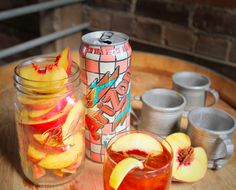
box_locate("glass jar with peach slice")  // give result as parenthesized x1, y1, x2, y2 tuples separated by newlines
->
(14, 49, 85, 186)
(104, 131, 173, 190)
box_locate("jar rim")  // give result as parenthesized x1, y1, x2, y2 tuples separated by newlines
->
(14, 56, 81, 96)
(14, 56, 80, 83)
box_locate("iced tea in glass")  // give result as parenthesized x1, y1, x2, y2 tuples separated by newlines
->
(104, 131, 173, 190)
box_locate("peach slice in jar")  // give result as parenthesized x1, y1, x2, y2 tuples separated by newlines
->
(61, 100, 84, 145)
(55, 47, 72, 75)
(20, 103, 72, 133)
(28, 96, 68, 121)
(68, 154, 84, 170)
(33, 132, 71, 153)
(19, 61, 68, 94)
(32, 165, 46, 179)
(27, 144, 47, 162)
(38, 132, 84, 169)
(18, 95, 57, 110)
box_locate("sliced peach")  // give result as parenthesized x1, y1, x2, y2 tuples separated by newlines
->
(22, 112, 68, 133)
(32, 165, 46, 179)
(165, 132, 208, 182)
(111, 133, 163, 154)
(109, 157, 144, 190)
(54, 169, 64, 177)
(46, 138, 71, 151)
(38, 132, 84, 169)
(20, 103, 71, 133)
(61, 168, 76, 174)
(33, 133, 70, 152)
(19, 62, 67, 93)
(18, 96, 56, 110)
(62, 100, 84, 145)
(55, 48, 72, 75)
(28, 97, 68, 121)
(18, 88, 69, 111)
(33, 133, 49, 144)
(28, 144, 46, 161)
(64, 152, 84, 171)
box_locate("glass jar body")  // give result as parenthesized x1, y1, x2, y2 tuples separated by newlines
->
(14, 57, 85, 186)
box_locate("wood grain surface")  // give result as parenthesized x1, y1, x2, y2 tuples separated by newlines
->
(0, 51, 235, 190)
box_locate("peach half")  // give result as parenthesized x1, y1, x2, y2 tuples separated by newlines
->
(111, 133, 163, 154)
(164, 132, 208, 182)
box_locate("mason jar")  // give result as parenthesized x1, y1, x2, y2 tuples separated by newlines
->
(14, 57, 85, 186)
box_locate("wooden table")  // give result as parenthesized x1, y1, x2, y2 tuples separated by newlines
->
(0, 51, 235, 190)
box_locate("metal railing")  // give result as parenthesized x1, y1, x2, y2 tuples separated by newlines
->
(0, 23, 89, 59)
(0, 0, 88, 59)
(0, 0, 84, 21)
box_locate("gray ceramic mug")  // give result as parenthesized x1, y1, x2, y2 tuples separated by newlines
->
(133, 88, 186, 137)
(186, 107, 236, 169)
(172, 71, 219, 111)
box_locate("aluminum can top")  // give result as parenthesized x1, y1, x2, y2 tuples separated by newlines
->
(81, 31, 129, 46)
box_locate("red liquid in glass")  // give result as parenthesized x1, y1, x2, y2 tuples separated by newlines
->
(104, 145, 172, 190)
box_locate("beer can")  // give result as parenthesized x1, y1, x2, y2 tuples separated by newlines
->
(79, 31, 132, 162)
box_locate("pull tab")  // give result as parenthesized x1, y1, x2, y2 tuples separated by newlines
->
(99, 32, 114, 44)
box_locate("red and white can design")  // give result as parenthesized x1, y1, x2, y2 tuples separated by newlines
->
(79, 31, 132, 162)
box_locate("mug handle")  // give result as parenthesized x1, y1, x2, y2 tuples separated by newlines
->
(178, 111, 189, 133)
(220, 135, 234, 158)
(211, 136, 234, 170)
(206, 88, 219, 107)
(130, 96, 142, 127)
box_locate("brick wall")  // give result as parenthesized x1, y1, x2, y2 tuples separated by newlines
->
(40, 0, 84, 54)
(2, 0, 234, 80)
(83, 0, 236, 80)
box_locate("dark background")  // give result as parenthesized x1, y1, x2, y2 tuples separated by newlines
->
(0, 0, 235, 80)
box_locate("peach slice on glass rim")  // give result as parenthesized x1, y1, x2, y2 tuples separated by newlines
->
(111, 133, 163, 154)
(109, 157, 144, 190)
(164, 132, 208, 183)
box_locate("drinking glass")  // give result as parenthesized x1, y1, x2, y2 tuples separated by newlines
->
(104, 130, 173, 190)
